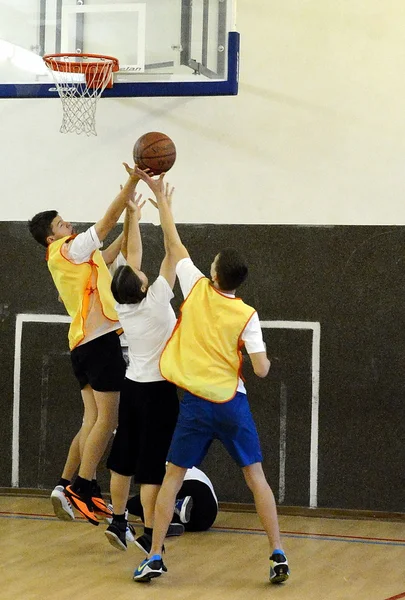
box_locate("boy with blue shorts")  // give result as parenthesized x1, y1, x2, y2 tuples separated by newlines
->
(133, 169, 289, 585)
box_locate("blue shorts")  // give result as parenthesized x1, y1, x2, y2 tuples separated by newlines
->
(167, 391, 263, 468)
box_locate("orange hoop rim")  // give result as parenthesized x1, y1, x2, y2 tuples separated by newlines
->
(43, 53, 120, 73)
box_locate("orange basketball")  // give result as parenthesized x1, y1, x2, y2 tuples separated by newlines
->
(133, 132, 176, 175)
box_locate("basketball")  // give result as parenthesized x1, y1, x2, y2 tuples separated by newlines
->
(133, 132, 176, 175)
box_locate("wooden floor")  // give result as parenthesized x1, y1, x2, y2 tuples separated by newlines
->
(1, 495, 404, 600)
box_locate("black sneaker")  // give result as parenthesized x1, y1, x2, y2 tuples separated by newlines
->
(166, 522, 185, 537)
(105, 520, 128, 551)
(269, 551, 289, 584)
(135, 533, 166, 556)
(133, 555, 166, 582)
(134, 533, 152, 554)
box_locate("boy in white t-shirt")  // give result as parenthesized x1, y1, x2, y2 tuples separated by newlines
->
(104, 181, 179, 556)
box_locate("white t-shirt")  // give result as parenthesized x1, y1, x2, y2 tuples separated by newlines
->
(116, 275, 177, 382)
(68, 226, 102, 263)
(176, 258, 266, 394)
(63, 226, 120, 345)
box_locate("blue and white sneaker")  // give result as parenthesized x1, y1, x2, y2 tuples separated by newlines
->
(269, 551, 289, 584)
(174, 496, 193, 523)
(133, 554, 166, 582)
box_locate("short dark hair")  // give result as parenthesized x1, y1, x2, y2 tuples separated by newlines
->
(215, 248, 248, 291)
(111, 265, 147, 304)
(28, 210, 58, 247)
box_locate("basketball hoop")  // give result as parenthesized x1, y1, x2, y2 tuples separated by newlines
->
(43, 53, 119, 136)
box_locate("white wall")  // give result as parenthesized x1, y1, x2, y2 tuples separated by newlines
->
(1, 0, 405, 224)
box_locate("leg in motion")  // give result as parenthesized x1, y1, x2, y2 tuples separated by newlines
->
(66, 388, 119, 525)
(133, 464, 187, 582)
(105, 471, 132, 551)
(242, 462, 289, 584)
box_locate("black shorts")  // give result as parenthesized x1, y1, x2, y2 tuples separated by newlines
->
(107, 378, 179, 484)
(70, 330, 126, 392)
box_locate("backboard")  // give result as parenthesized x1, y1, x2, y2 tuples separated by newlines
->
(0, 0, 239, 98)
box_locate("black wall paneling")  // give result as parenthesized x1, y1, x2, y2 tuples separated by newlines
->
(1, 222, 404, 512)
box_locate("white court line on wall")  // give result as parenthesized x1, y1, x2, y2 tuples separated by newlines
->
(12, 314, 71, 488)
(278, 381, 287, 505)
(261, 321, 321, 509)
(12, 315, 320, 508)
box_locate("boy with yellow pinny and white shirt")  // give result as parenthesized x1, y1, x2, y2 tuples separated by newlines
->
(132, 168, 290, 586)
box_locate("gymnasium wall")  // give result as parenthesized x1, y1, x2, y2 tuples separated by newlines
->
(2, 1, 405, 224)
(0, 1, 404, 512)
(1, 221, 404, 512)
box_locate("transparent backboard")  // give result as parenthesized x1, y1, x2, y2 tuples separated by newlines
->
(0, 0, 239, 98)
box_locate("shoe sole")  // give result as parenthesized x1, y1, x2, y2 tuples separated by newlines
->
(179, 497, 193, 523)
(270, 567, 289, 584)
(134, 539, 150, 555)
(51, 493, 74, 521)
(105, 530, 127, 552)
(134, 571, 162, 583)
(92, 497, 112, 517)
(270, 573, 289, 584)
(134, 539, 166, 557)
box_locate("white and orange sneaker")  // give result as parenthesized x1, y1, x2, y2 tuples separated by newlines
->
(50, 485, 75, 521)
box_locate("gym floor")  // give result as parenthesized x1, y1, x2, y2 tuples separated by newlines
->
(1, 495, 404, 600)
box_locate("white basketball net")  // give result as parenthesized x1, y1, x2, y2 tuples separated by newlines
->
(44, 55, 115, 136)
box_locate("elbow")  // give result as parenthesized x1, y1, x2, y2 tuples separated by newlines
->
(254, 359, 271, 378)
(166, 243, 184, 260)
(166, 241, 179, 253)
(254, 368, 268, 378)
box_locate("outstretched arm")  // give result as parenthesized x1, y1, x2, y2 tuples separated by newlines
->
(94, 163, 141, 242)
(126, 193, 146, 271)
(121, 201, 130, 259)
(102, 231, 124, 266)
(148, 183, 179, 289)
(134, 168, 189, 265)
(103, 182, 134, 262)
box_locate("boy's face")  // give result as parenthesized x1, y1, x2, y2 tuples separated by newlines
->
(47, 215, 74, 244)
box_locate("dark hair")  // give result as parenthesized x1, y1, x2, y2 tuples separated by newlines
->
(111, 265, 147, 304)
(28, 210, 58, 247)
(215, 248, 248, 291)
